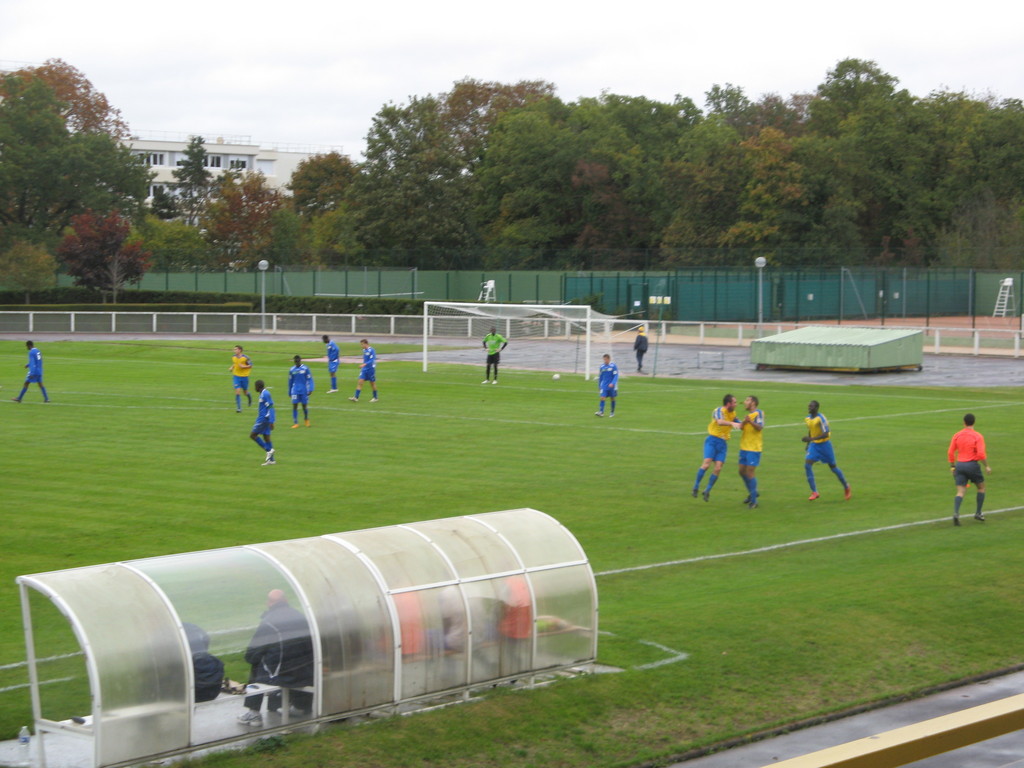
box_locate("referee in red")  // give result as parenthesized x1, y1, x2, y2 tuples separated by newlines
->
(947, 413, 991, 526)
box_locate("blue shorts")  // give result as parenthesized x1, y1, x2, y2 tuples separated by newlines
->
(738, 450, 761, 467)
(702, 435, 728, 464)
(233, 376, 250, 390)
(600, 386, 617, 398)
(24, 374, 42, 383)
(251, 419, 273, 434)
(359, 369, 376, 382)
(291, 393, 309, 405)
(806, 440, 837, 465)
(328, 361, 340, 374)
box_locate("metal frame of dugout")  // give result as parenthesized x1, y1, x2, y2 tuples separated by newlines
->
(17, 508, 598, 768)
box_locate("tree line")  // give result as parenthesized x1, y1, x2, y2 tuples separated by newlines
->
(1, 58, 1023, 300)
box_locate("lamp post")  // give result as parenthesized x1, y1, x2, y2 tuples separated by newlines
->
(258, 260, 270, 333)
(754, 256, 767, 334)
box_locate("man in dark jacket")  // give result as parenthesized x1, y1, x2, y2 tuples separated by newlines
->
(238, 589, 315, 726)
(633, 326, 649, 373)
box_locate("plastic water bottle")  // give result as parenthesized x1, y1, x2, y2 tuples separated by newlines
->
(17, 726, 30, 766)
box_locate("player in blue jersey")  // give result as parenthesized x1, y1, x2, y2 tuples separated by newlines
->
(250, 380, 276, 465)
(321, 335, 340, 392)
(288, 355, 314, 428)
(12, 340, 49, 403)
(349, 339, 379, 402)
(595, 354, 619, 417)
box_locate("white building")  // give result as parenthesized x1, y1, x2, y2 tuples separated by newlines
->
(128, 133, 345, 198)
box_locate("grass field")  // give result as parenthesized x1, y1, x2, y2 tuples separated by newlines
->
(1, 338, 1021, 767)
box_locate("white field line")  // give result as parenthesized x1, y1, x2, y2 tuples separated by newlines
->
(595, 506, 1022, 578)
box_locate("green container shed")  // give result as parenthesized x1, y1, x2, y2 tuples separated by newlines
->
(750, 327, 924, 372)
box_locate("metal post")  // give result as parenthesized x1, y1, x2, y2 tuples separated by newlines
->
(258, 260, 269, 333)
(755, 257, 766, 335)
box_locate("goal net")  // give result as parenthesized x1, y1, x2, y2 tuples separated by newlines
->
(422, 302, 617, 379)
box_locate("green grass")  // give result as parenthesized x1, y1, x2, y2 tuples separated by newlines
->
(1, 339, 1021, 767)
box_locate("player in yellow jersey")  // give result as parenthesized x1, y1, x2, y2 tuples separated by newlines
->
(738, 396, 764, 509)
(229, 345, 253, 412)
(802, 400, 851, 501)
(691, 393, 741, 502)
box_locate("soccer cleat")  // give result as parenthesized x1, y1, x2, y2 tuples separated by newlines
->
(974, 512, 985, 522)
(748, 501, 759, 509)
(702, 490, 710, 502)
(236, 409, 241, 413)
(491, 380, 498, 384)
(291, 423, 300, 429)
(844, 485, 852, 501)
(327, 389, 338, 393)
(265, 448, 275, 461)
(808, 491, 820, 501)
(370, 398, 378, 403)
(238, 710, 263, 726)
(953, 515, 960, 526)
(609, 412, 615, 418)
(742, 496, 751, 505)
(262, 457, 277, 466)
(594, 411, 603, 417)
(691, 488, 698, 498)
(305, 419, 311, 427)
(482, 380, 490, 384)
(348, 397, 358, 402)
(11, 398, 20, 403)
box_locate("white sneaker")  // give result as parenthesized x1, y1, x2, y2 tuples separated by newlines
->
(491, 380, 498, 384)
(370, 398, 378, 402)
(265, 448, 275, 461)
(327, 389, 338, 393)
(262, 458, 277, 466)
(348, 397, 358, 402)
(482, 380, 490, 384)
(594, 411, 603, 417)
(609, 412, 615, 418)
(238, 709, 262, 726)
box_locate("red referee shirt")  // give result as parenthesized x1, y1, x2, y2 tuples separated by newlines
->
(948, 427, 986, 463)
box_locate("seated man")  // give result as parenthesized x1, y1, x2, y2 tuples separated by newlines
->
(238, 590, 315, 726)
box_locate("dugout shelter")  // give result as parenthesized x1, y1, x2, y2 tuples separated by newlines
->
(17, 508, 597, 768)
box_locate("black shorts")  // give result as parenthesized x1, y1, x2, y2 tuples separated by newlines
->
(487, 353, 500, 364)
(953, 461, 984, 486)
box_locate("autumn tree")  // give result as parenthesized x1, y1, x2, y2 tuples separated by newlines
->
(0, 73, 150, 246)
(201, 172, 284, 268)
(57, 211, 150, 302)
(4, 58, 130, 138)
(0, 240, 57, 303)
(133, 216, 213, 270)
(288, 152, 359, 217)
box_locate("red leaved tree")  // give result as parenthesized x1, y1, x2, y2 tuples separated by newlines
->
(57, 211, 150, 303)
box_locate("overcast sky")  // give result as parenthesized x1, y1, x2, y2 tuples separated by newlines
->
(2, 0, 1021, 160)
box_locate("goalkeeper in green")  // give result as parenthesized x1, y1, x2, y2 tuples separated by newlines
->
(482, 327, 508, 384)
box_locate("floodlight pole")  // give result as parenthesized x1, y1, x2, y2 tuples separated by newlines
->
(755, 256, 767, 335)
(258, 260, 270, 333)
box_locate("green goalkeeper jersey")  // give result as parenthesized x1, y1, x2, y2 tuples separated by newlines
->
(484, 332, 507, 354)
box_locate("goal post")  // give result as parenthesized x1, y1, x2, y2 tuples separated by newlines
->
(422, 302, 614, 379)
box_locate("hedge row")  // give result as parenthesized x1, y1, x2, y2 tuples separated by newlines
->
(0, 288, 427, 316)
(0, 303, 254, 313)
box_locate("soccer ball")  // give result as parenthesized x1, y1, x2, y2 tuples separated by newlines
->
(552, 374, 560, 381)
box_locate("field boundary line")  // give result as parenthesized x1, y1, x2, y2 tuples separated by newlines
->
(595, 506, 1023, 577)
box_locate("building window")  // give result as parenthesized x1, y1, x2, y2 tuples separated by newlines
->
(229, 159, 248, 170)
(205, 155, 223, 168)
(140, 153, 165, 166)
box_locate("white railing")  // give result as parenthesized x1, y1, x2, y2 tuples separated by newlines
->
(1, 312, 1021, 358)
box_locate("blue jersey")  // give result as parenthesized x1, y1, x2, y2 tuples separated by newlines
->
(361, 346, 376, 373)
(27, 347, 43, 377)
(325, 340, 340, 363)
(256, 388, 275, 424)
(289, 364, 314, 396)
(598, 361, 619, 391)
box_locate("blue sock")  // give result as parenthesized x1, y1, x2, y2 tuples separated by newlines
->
(805, 464, 817, 492)
(830, 465, 847, 487)
(610, 401, 615, 414)
(293, 409, 299, 424)
(353, 390, 360, 400)
(40, 386, 49, 401)
(255, 437, 268, 451)
(16, 386, 27, 400)
(750, 477, 758, 502)
(599, 401, 605, 414)
(694, 468, 706, 491)
(265, 438, 273, 451)
(236, 394, 241, 410)
(331, 377, 337, 389)
(706, 474, 719, 491)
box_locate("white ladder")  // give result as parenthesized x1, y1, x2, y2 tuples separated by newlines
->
(478, 279, 496, 302)
(993, 278, 1015, 317)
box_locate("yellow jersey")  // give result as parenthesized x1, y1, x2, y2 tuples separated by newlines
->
(231, 354, 252, 377)
(740, 409, 764, 452)
(707, 406, 738, 440)
(805, 413, 831, 443)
